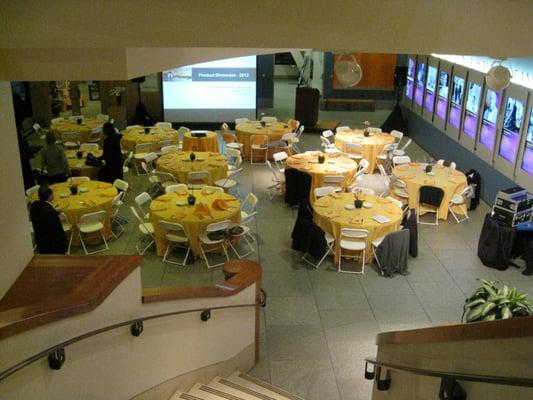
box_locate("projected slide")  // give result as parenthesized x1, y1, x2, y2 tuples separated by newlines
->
(414, 62, 426, 106)
(521, 109, 533, 175)
(163, 56, 257, 122)
(436, 71, 449, 121)
(405, 58, 416, 100)
(448, 76, 465, 129)
(479, 89, 501, 150)
(424, 66, 437, 114)
(463, 82, 481, 139)
(498, 97, 524, 163)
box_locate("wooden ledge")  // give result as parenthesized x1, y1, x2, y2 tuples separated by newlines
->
(376, 316, 533, 346)
(0, 255, 142, 340)
(142, 259, 262, 303)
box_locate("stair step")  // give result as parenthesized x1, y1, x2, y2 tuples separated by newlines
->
(189, 383, 241, 400)
(208, 376, 284, 400)
(226, 371, 304, 400)
(169, 390, 205, 400)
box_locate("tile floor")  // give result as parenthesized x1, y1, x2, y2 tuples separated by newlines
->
(27, 78, 533, 400)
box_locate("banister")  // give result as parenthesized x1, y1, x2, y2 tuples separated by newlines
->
(0, 300, 264, 383)
(364, 357, 533, 388)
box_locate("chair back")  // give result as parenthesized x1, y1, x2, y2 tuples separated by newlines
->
(235, 117, 249, 125)
(135, 143, 153, 154)
(203, 185, 224, 193)
(165, 184, 188, 194)
(323, 175, 345, 185)
(261, 116, 277, 123)
(155, 122, 172, 129)
(273, 151, 289, 162)
(158, 140, 172, 148)
(51, 117, 64, 124)
(68, 115, 84, 123)
(461, 185, 475, 200)
(159, 220, 186, 233)
(222, 131, 237, 144)
(314, 186, 337, 198)
(33, 123, 42, 132)
(280, 132, 295, 142)
(250, 134, 268, 146)
(345, 142, 362, 152)
(386, 196, 403, 208)
(177, 126, 190, 135)
(80, 143, 99, 152)
(340, 228, 369, 239)
(320, 136, 331, 147)
(144, 152, 158, 164)
(295, 125, 304, 137)
(62, 132, 80, 141)
(336, 126, 350, 132)
(358, 158, 370, 173)
(243, 193, 258, 212)
(161, 145, 179, 154)
(126, 125, 141, 130)
(113, 179, 129, 194)
(135, 192, 152, 207)
(123, 151, 133, 168)
(419, 186, 445, 207)
(80, 210, 106, 224)
(392, 155, 411, 166)
(288, 118, 300, 131)
(224, 148, 241, 159)
(206, 219, 232, 233)
(96, 114, 109, 121)
(390, 130, 404, 141)
(68, 176, 90, 184)
(155, 171, 176, 184)
(377, 163, 388, 177)
(322, 130, 334, 139)
(187, 171, 209, 185)
(111, 193, 123, 207)
(26, 185, 41, 198)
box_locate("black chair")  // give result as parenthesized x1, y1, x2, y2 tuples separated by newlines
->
(417, 185, 444, 225)
(285, 168, 312, 206)
(291, 200, 326, 261)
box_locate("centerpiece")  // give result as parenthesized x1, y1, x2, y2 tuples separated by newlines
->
(69, 182, 78, 195)
(190, 152, 196, 161)
(318, 153, 325, 164)
(363, 120, 370, 137)
(354, 190, 363, 208)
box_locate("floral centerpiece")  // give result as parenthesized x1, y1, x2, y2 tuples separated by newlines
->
(354, 190, 363, 208)
(363, 120, 370, 137)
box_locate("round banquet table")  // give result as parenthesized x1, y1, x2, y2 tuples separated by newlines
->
(31, 180, 117, 243)
(334, 129, 396, 173)
(149, 189, 241, 256)
(51, 118, 105, 143)
(182, 131, 219, 153)
(156, 151, 228, 185)
(120, 126, 179, 152)
(65, 149, 102, 179)
(313, 193, 403, 263)
(392, 162, 467, 220)
(235, 121, 292, 160)
(286, 151, 358, 204)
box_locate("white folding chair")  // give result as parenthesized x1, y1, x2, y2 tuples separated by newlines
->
(323, 175, 345, 189)
(266, 160, 284, 200)
(338, 228, 368, 274)
(273, 151, 289, 174)
(51, 117, 64, 124)
(130, 206, 155, 254)
(390, 130, 404, 142)
(378, 143, 397, 163)
(79, 143, 99, 152)
(290, 125, 305, 153)
(320, 135, 334, 150)
(78, 210, 109, 254)
(303, 232, 335, 269)
(96, 113, 110, 121)
(392, 155, 411, 167)
(347, 159, 369, 191)
(226, 222, 255, 259)
(437, 159, 457, 170)
(59, 212, 73, 254)
(25, 185, 40, 202)
(87, 127, 102, 145)
(393, 138, 412, 156)
(336, 126, 350, 132)
(187, 170, 210, 189)
(314, 186, 338, 199)
(113, 178, 129, 200)
(225, 147, 242, 172)
(203, 185, 224, 193)
(126, 125, 141, 130)
(110, 193, 126, 238)
(155, 122, 172, 129)
(288, 118, 300, 132)
(157, 140, 173, 155)
(153, 170, 177, 190)
(322, 129, 335, 140)
(386, 196, 404, 208)
(68, 176, 90, 184)
(62, 132, 80, 149)
(134, 192, 152, 220)
(235, 118, 249, 125)
(122, 151, 133, 175)
(449, 186, 474, 223)
(392, 178, 410, 200)
(343, 143, 363, 160)
(214, 168, 242, 195)
(199, 220, 232, 268)
(165, 183, 188, 194)
(158, 220, 191, 266)
(33, 123, 47, 140)
(134, 143, 154, 175)
(261, 116, 277, 123)
(161, 145, 179, 154)
(250, 134, 269, 165)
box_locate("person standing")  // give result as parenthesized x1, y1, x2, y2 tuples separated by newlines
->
(98, 122, 123, 183)
(41, 132, 70, 183)
(30, 186, 68, 254)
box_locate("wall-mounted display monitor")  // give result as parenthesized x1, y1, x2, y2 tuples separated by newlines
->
(414, 61, 426, 107)
(405, 57, 416, 102)
(498, 97, 525, 163)
(162, 55, 257, 122)
(434, 60, 453, 132)
(449, 76, 465, 130)
(463, 82, 482, 139)
(423, 65, 438, 117)
(479, 89, 502, 150)
(521, 109, 533, 176)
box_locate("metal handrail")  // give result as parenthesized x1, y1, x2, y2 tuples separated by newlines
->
(0, 299, 264, 382)
(365, 357, 533, 388)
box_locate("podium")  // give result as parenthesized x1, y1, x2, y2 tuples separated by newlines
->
(294, 87, 319, 127)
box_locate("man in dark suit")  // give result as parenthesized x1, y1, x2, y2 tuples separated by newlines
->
(30, 186, 68, 254)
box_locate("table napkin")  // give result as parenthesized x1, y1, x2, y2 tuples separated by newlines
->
(156, 195, 171, 202)
(96, 183, 112, 189)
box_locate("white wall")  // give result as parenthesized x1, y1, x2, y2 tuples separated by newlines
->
(0, 81, 33, 298)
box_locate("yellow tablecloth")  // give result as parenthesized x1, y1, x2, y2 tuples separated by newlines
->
(392, 163, 467, 220)
(235, 121, 292, 160)
(51, 118, 105, 143)
(156, 151, 228, 184)
(286, 151, 358, 204)
(334, 129, 396, 173)
(150, 190, 241, 256)
(314, 193, 402, 263)
(32, 180, 117, 243)
(66, 149, 102, 179)
(182, 131, 219, 153)
(120, 127, 179, 152)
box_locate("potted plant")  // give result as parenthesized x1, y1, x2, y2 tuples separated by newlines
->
(144, 127, 150, 134)
(76, 150, 84, 159)
(354, 191, 363, 208)
(76, 118, 83, 125)
(363, 120, 370, 137)
(425, 164, 433, 173)
(318, 154, 325, 164)
(69, 182, 78, 195)
(190, 152, 196, 161)
(462, 279, 533, 323)
(187, 194, 196, 206)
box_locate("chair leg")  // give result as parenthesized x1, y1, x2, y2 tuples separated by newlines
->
(338, 248, 365, 274)
(66, 231, 73, 254)
(79, 232, 88, 255)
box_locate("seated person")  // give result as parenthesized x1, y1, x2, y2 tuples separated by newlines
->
(30, 186, 68, 254)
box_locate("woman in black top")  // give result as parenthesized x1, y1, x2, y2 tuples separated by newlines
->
(98, 122, 123, 183)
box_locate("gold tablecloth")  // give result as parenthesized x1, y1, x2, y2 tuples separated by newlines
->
(66, 149, 102, 179)
(51, 118, 105, 143)
(286, 151, 358, 204)
(334, 129, 396, 173)
(120, 127, 179, 152)
(314, 193, 402, 263)
(235, 121, 292, 160)
(182, 131, 219, 153)
(392, 163, 467, 220)
(149, 190, 241, 256)
(32, 180, 117, 242)
(156, 151, 228, 184)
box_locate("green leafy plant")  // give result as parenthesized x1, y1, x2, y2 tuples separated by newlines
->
(462, 279, 533, 323)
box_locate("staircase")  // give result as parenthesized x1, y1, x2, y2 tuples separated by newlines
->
(170, 371, 304, 400)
